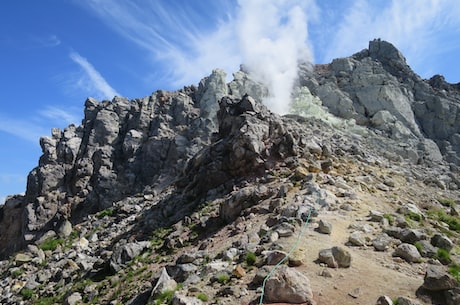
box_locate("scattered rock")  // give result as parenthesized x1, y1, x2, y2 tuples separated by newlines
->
(349, 231, 366, 246)
(422, 264, 458, 291)
(393, 243, 422, 263)
(431, 234, 454, 252)
(372, 233, 392, 251)
(151, 268, 178, 299)
(348, 287, 361, 298)
(318, 246, 351, 268)
(317, 219, 332, 234)
(395, 296, 422, 305)
(65, 292, 82, 305)
(376, 295, 393, 305)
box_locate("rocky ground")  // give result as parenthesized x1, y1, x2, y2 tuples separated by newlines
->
(1, 39, 460, 305)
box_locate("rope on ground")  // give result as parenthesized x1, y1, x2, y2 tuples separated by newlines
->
(258, 204, 317, 305)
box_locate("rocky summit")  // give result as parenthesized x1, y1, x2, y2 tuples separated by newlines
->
(1, 39, 460, 305)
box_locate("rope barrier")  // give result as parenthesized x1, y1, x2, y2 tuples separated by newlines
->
(258, 206, 317, 305)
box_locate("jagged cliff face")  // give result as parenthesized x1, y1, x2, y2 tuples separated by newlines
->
(300, 39, 460, 164)
(1, 39, 459, 259)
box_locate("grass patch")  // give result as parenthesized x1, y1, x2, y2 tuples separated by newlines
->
(216, 273, 230, 284)
(436, 248, 452, 264)
(405, 212, 423, 222)
(155, 290, 175, 305)
(438, 197, 456, 207)
(245, 251, 257, 266)
(39, 237, 64, 251)
(448, 264, 460, 282)
(197, 292, 208, 302)
(96, 208, 114, 219)
(20, 288, 34, 300)
(383, 213, 395, 225)
(429, 209, 460, 233)
(414, 241, 423, 253)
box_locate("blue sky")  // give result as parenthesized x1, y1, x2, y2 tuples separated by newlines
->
(1, 0, 460, 204)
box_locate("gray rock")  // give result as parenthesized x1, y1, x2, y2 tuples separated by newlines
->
(376, 295, 393, 305)
(264, 265, 314, 304)
(349, 231, 366, 246)
(395, 296, 422, 305)
(318, 246, 351, 268)
(151, 268, 178, 299)
(416, 240, 438, 258)
(111, 241, 150, 271)
(58, 220, 73, 238)
(372, 233, 392, 251)
(65, 292, 82, 305)
(431, 233, 454, 251)
(393, 243, 421, 263)
(264, 250, 288, 265)
(423, 264, 458, 291)
(317, 219, 332, 234)
(444, 287, 460, 305)
(171, 292, 204, 305)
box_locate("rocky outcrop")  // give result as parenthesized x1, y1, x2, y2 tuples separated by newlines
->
(299, 39, 460, 164)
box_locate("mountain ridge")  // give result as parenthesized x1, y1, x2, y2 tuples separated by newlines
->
(0, 39, 459, 305)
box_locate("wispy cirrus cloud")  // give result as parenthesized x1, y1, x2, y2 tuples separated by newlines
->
(39, 106, 81, 126)
(0, 114, 48, 143)
(79, 0, 241, 87)
(322, 0, 460, 77)
(32, 34, 61, 48)
(69, 51, 120, 100)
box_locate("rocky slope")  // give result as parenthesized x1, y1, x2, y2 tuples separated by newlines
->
(0, 39, 460, 305)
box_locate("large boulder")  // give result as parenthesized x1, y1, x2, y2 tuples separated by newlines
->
(264, 265, 315, 304)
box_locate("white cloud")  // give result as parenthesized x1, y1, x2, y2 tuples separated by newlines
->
(80, 0, 241, 88)
(322, 0, 460, 77)
(69, 51, 120, 100)
(0, 114, 48, 143)
(33, 34, 61, 48)
(39, 106, 81, 125)
(79, 0, 318, 114)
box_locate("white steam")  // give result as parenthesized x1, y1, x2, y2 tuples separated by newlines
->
(236, 0, 315, 114)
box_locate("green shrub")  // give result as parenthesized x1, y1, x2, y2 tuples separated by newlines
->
(216, 273, 230, 284)
(197, 293, 208, 302)
(245, 251, 257, 266)
(20, 288, 34, 300)
(39, 237, 64, 251)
